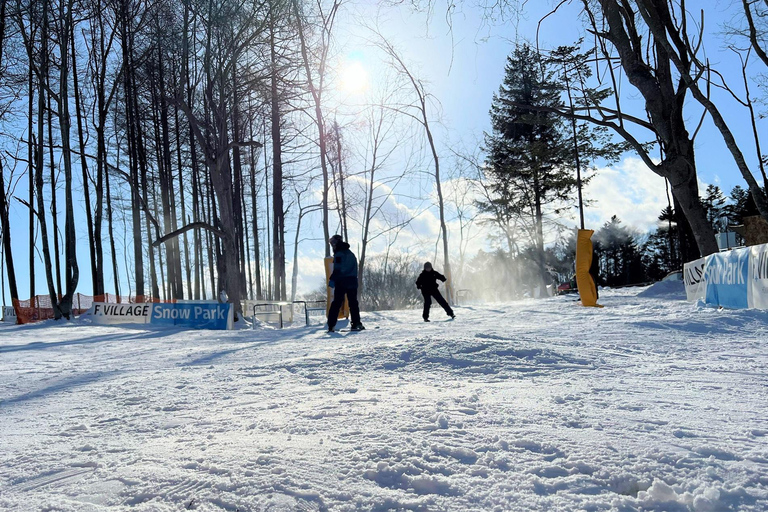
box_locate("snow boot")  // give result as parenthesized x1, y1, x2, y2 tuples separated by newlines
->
(350, 322, 366, 331)
(424, 318, 430, 322)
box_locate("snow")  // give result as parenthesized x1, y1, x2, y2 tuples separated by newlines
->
(1, 287, 767, 511)
(637, 280, 687, 300)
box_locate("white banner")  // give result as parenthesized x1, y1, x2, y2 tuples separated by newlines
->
(1, 306, 17, 322)
(682, 241, 768, 309)
(85, 303, 152, 324)
(749, 243, 768, 309)
(683, 257, 707, 302)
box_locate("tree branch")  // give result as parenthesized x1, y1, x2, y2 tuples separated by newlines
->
(152, 222, 225, 247)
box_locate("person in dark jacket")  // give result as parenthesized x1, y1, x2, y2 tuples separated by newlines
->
(327, 235, 365, 332)
(416, 262, 454, 322)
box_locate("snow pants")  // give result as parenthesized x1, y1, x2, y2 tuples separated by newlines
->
(422, 289, 453, 320)
(328, 284, 361, 330)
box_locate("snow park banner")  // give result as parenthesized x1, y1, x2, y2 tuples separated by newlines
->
(86, 302, 234, 329)
(749, 243, 768, 309)
(704, 247, 750, 309)
(1, 306, 17, 322)
(150, 303, 234, 330)
(683, 257, 706, 302)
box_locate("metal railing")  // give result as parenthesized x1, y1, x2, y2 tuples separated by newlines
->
(251, 300, 326, 329)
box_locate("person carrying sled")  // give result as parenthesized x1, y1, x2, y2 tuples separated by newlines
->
(327, 235, 365, 332)
(416, 262, 455, 322)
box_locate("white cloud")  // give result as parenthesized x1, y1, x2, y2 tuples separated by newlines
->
(290, 156, 679, 295)
(583, 157, 669, 233)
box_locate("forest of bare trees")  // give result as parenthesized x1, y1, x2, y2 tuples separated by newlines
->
(2, 0, 768, 321)
(0, 0, 458, 321)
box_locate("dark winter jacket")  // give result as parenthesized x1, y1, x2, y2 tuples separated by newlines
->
(416, 270, 446, 293)
(330, 242, 359, 289)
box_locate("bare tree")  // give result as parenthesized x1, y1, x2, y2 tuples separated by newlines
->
(353, 92, 412, 293)
(293, 0, 341, 256)
(172, 0, 268, 316)
(502, 1, 720, 256)
(372, 33, 454, 302)
(289, 179, 322, 302)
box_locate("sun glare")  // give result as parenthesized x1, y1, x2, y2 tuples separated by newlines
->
(339, 61, 369, 94)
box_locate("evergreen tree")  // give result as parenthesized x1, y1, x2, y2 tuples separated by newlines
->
(595, 216, 644, 286)
(484, 43, 577, 287)
(726, 185, 759, 225)
(483, 43, 622, 290)
(702, 184, 727, 233)
(642, 206, 680, 280)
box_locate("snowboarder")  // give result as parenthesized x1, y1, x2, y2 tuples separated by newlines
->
(327, 235, 365, 332)
(416, 262, 455, 322)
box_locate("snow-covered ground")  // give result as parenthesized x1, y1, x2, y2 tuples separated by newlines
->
(1, 285, 767, 511)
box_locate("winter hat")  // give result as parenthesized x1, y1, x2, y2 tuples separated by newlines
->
(424, 262, 433, 270)
(330, 234, 344, 247)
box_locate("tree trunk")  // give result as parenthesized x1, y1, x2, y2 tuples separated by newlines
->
(71, 18, 97, 297)
(0, 161, 19, 304)
(120, 0, 145, 299)
(36, 0, 61, 319)
(269, 15, 286, 300)
(48, 92, 62, 300)
(57, 0, 79, 318)
(0, 5, 18, 306)
(154, 44, 182, 299)
(28, 68, 35, 301)
(264, 152, 272, 299)
(173, 73, 192, 300)
(334, 121, 349, 242)
(293, 0, 333, 255)
(91, 0, 111, 299)
(291, 209, 303, 303)
(105, 143, 121, 298)
(249, 132, 262, 300)
(425, 110, 452, 304)
(231, 62, 247, 299)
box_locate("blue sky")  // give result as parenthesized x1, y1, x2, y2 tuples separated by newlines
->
(1, 0, 761, 303)
(280, 0, 760, 295)
(331, 1, 754, 228)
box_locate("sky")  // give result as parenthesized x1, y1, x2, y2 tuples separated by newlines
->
(328, 0, 753, 226)
(284, 0, 758, 291)
(1, 0, 763, 302)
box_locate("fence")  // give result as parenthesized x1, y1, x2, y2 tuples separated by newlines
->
(248, 300, 327, 328)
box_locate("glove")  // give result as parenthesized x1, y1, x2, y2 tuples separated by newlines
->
(328, 280, 335, 289)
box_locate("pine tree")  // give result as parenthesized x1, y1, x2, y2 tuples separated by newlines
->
(484, 43, 578, 287)
(702, 184, 727, 233)
(595, 216, 644, 286)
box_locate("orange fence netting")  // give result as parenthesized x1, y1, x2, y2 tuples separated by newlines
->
(11, 294, 175, 324)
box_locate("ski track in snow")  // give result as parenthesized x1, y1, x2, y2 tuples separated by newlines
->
(1, 287, 767, 511)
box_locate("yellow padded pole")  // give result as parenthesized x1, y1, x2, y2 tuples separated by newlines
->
(324, 257, 349, 319)
(576, 229, 602, 307)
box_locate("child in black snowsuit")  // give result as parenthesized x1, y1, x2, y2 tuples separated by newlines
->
(416, 262, 454, 322)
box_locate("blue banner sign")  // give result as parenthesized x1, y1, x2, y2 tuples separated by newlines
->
(704, 247, 750, 309)
(150, 303, 233, 330)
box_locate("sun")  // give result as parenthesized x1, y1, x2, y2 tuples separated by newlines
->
(339, 60, 369, 94)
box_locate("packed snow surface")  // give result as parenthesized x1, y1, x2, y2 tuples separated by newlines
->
(1, 288, 767, 511)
